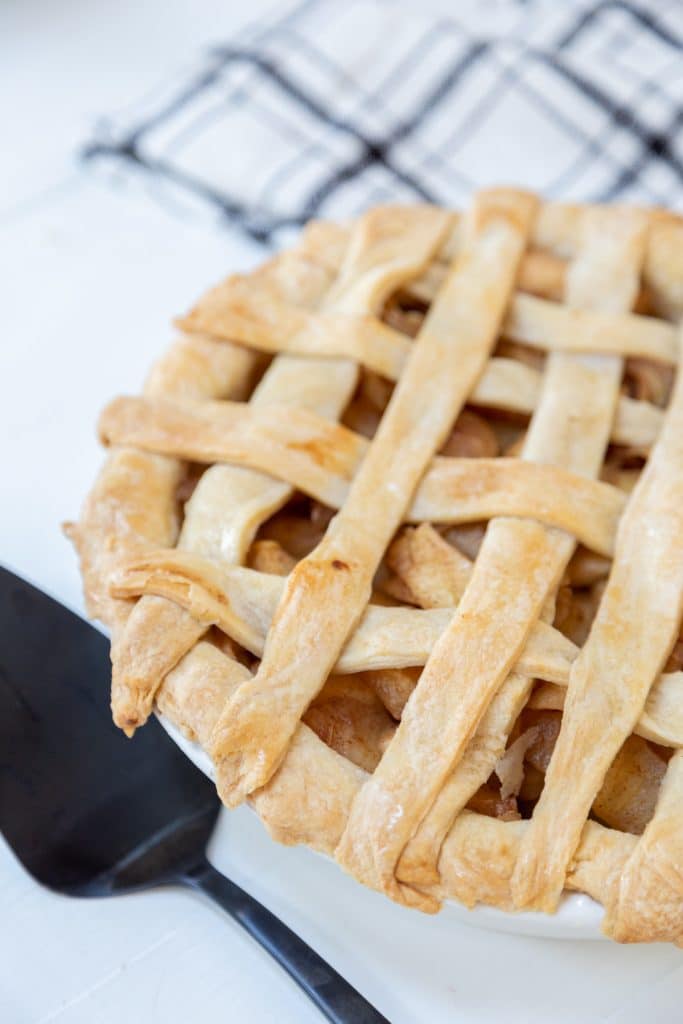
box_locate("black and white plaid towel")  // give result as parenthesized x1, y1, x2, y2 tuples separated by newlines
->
(84, 0, 683, 244)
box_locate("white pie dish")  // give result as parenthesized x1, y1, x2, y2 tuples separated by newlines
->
(158, 711, 606, 941)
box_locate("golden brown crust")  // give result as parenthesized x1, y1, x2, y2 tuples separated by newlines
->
(70, 194, 683, 943)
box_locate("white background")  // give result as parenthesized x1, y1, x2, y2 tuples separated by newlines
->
(2, 1, 683, 1021)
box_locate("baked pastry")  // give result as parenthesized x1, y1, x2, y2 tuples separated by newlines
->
(67, 190, 683, 943)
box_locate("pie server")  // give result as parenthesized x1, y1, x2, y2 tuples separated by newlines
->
(0, 566, 388, 1024)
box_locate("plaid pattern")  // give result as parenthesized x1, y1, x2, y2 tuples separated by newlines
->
(83, 0, 683, 243)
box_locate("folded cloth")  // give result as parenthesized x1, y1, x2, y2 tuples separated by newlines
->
(84, 0, 683, 243)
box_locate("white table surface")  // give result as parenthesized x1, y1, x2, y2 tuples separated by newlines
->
(2, 1, 683, 1021)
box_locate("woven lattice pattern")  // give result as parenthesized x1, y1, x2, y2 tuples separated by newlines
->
(69, 190, 683, 943)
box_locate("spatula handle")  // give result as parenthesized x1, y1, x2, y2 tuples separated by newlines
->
(181, 858, 389, 1024)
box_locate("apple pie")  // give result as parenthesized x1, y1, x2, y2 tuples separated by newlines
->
(67, 189, 683, 943)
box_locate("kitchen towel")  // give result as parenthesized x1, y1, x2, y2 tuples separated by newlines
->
(84, 0, 683, 243)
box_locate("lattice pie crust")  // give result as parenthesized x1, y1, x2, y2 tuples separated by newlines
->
(68, 190, 683, 943)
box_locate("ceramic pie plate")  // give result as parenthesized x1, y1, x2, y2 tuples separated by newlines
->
(158, 711, 605, 941)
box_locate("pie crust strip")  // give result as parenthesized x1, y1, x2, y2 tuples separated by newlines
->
(181, 264, 679, 371)
(101, 371, 663, 462)
(335, 206, 648, 909)
(99, 400, 626, 556)
(111, 548, 683, 753)
(208, 189, 537, 810)
(397, 670, 535, 887)
(512, 323, 683, 913)
(109, 552, 568, 677)
(504, 293, 676, 362)
(470, 359, 662, 448)
(110, 208, 446, 732)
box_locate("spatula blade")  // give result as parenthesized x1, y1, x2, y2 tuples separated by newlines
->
(0, 566, 216, 893)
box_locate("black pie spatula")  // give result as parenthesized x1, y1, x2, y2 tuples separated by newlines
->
(0, 566, 388, 1024)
